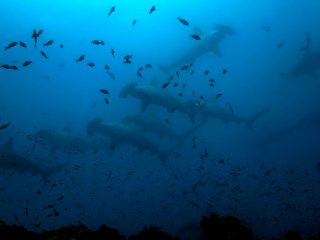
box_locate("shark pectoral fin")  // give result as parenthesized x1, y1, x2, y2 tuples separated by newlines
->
(201, 115, 209, 124)
(141, 99, 150, 112)
(211, 45, 222, 58)
(194, 27, 204, 36)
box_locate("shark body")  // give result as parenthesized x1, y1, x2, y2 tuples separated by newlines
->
(0, 138, 70, 185)
(185, 99, 270, 130)
(158, 25, 235, 74)
(119, 78, 195, 124)
(34, 123, 112, 156)
(280, 50, 320, 78)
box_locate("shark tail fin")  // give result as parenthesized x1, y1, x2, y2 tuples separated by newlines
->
(42, 160, 71, 186)
(158, 65, 171, 75)
(87, 118, 102, 135)
(177, 124, 202, 147)
(245, 108, 271, 130)
(119, 82, 138, 98)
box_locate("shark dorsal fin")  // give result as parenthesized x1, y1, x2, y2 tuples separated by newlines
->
(150, 108, 156, 118)
(194, 27, 204, 36)
(1, 138, 13, 153)
(63, 123, 72, 133)
(150, 77, 157, 87)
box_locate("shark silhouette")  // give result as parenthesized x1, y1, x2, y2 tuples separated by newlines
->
(119, 78, 196, 124)
(280, 49, 320, 78)
(158, 25, 235, 74)
(185, 98, 270, 130)
(34, 123, 112, 156)
(87, 118, 201, 166)
(0, 138, 70, 186)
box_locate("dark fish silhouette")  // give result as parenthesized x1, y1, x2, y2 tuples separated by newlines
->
(205, 70, 209, 75)
(306, 31, 310, 44)
(177, 17, 189, 26)
(123, 60, 132, 64)
(60, 44, 63, 48)
(227, 103, 233, 113)
(0, 121, 11, 130)
(107, 71, 116, 80)
(262, 25, 270, 33)
(176, 71, 179, 78)
(108, 6, 115, 17)
(105, 65, 110, 70)
(40, 51, 48, 59)
(137, 72, 142, 78)
(133, 19, 136, 26)
(105, 99, 109, 104)
(23, 61, 32, 67)
(100, 89, 109, 94)
(87, 63, 95, 67)
(5, 42, 18, 50)
(76, 55, 85, 62)
(43, 40, 54, 46)
(180, 65, 188, 70)
(92, 40, 100, 45)
(31, 29, 43, 48)
(190, 34, 201, 40)
(149, 6, 156, 14)
(124, 55, 132, 60)
(19, 42, 27, 49)
(1, 64, 10, 69)
(10, 65, 18, 70)
(223, 69, 227, 74)
(277, 41, 286, 48)
(101, 40, 104, 45)
(111, 49, 114, 57)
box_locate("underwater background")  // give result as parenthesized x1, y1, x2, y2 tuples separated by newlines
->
(1, 0, 320, 239)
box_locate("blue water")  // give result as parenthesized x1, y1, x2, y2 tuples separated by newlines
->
(1, 1, 320, 239)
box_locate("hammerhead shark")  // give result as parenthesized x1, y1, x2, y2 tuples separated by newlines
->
(158, 24, 235, 74)
(185, 98, 270, 129)
(87, 118, 201, 165)
(0, 138, 70, 186)
(280, 49, 320, 78)
(119, 78, 196, 124)
(34, 123, 112, 156)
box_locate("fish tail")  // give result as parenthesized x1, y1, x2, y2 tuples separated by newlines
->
(119, 82, 138, 98)
(4, 47, 8, 50)
(246, 107, 271, 130)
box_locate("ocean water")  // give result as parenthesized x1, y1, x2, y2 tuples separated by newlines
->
(1, 0, 320, 239)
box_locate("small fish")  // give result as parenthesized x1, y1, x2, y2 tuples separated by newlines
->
(205, 70, 209, 75)
(107, 71, 116, 80)
(223, 69, 227, 74)
(57, 196, 64, 201)
(193, 91, 195, 96)
(111, 49, 114, 57)
(182, 84, 186, 89)
(10, 65, 18, 70)
(23, 61, 32, 67)
(190, 35, 201, 40)
(306, 31, 310, 44)
(1, 64, 10, 69)
(60, 44, 63, 48)
(145, 64, 152, 69)
(174, 83, 178, 87)
(108, 6, 115, 17)
(0, 121, 11, 130)
(162, 82, 170, 88)
(180, 65, 188, 70)
(36, 191, 41, 194)
(217, 93, 222, 98)
(76, 55, 85, 62)
(138, 67, 143, 71)
(5, 42, 18, 50)
(100, 89, 109, 94)
(51, 184, 56, 187)
(19, 42, 27, 49)
(105, 99, 109, 105)
(93, 101, 98, 107)
(32, 29, 43, 48)
(200, 96, 204, 100)
(101, 41, 105, 45)
(40, 51, 48, 59)
(210, 83, 214, 87)
(124, 55, 132, 60)
(179, 93, 182, 97)
(149, 6, 156, 14)
(190, 70, 194, 76)
(168, 76, 173, 81)
(177, 17, 189, 26)
(105, 65, 109, 70)
(277, 41, 286, 48)
(123, 60, 132, 64)
(176, 71, 179, 78)
(43, 40, 54, 46)
(92, 40, 100, 45)
(209, 79, 215, 82)
(262, 25, 270, 33)
(34, 223, 41, 228)
(87, 63, 95, 67)
(166, 119, 169, 124)
(228, 103, 233, 113)
(133, 19, 136, 26)
(137, 72, 142, 78)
